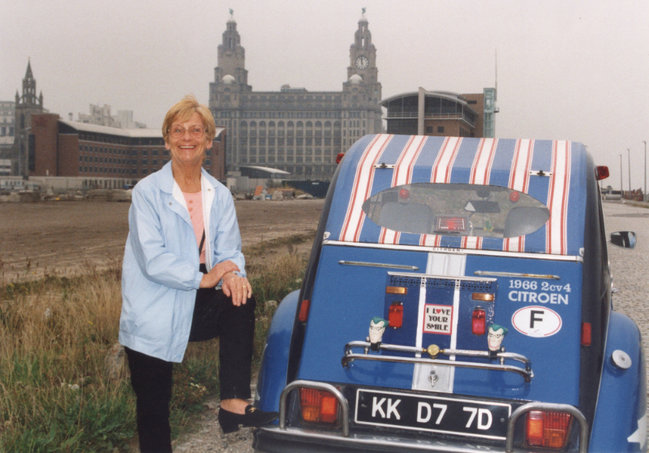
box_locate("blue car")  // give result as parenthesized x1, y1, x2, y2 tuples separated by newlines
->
(254, 135, 645, 452)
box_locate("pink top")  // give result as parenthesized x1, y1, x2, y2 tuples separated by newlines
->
(182, 191, 205, 264)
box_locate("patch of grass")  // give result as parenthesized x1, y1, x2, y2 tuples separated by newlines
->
(0, 232, 311, 451)
(244, 231, 315, 257)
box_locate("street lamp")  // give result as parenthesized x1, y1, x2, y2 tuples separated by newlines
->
(627, 148, 631, 192)
(620, 153, 623, 198)
(642, 140, 647, 201)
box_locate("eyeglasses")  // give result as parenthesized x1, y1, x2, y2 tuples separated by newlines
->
(169, 126, 205, 138)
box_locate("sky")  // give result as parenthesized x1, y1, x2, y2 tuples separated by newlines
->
(2, 0, 648, 190)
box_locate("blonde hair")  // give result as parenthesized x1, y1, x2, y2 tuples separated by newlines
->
(162, 95, 216, 142)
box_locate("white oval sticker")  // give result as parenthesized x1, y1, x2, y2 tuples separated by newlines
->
(511, 306, 562, 337)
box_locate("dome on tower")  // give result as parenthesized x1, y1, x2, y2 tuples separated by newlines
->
(349, 74, 363, 84)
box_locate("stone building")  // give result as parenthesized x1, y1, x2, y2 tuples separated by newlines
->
(209, 11, 382, 181)
(0, 101, 15, 161)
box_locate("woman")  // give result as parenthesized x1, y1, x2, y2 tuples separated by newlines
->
(119, 95, 277, 452)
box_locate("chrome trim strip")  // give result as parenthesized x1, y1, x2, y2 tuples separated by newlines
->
(257, 425, 505, 452)
(339, 260, 419, 271)
(279, 380, 350, 437)
(505, 402, 588, 453)
(342, 341, 533, 382)
(387, 271, 497, 283)
(323, 239, 583, 262)
(474, 270, 561, 280)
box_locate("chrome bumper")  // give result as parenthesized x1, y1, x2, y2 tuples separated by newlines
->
(267, 380, 589, 453)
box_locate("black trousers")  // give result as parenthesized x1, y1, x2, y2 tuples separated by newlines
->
(125, 287, 256, 453)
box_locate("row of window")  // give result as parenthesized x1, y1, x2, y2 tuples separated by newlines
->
(80, 167, 140, 175)
(80, 145, 168, 156)
(238, 120, 342, 129)
(79, 158, 213, 173)
(240, 148, 333, 158)
(241, 94, 340, 103)
(217, 110, 344, 120)
(80, 155, 165, 166)
(242, 155, 331, 164)
(241, 130, 337, 138)
(77, 132, 162, 146)
(239, 137, 339, 146)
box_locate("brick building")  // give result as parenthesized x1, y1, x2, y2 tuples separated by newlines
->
(27, 113, 226, 185)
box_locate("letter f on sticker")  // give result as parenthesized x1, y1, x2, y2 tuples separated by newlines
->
(530, 310, 544, 328)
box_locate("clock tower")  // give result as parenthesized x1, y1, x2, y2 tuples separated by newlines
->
(209, 10, 251, 110)
(342, 10, 382, 149)
(347, 11, 379, 92)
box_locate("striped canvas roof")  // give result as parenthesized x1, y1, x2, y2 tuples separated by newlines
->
(325, 134, 590, 256)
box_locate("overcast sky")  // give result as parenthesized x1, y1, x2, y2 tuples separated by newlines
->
(2, 0, 648, 188)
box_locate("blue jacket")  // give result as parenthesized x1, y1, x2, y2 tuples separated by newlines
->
(119, 162, 245, 362)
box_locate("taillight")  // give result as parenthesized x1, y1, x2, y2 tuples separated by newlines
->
(595, 165, 610, 181)
(300, 388, 339, 424)
(581, 322, 592, 346)
(388, 302, 403, 328)
(298, 299, 310, 322)
(526, 410, 572, 449)
(472, 307, 486, 335)
(436, 216, 466, 232)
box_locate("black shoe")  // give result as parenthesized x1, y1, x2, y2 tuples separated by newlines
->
(218, 404, 279, 433)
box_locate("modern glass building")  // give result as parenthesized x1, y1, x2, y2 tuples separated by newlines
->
(381, 87, 497, 138)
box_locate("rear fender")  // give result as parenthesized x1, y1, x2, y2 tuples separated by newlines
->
(590, 311, 647, 452)
(256, 290, 300, 413)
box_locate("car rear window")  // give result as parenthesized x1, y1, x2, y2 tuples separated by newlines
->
(362, 183, 549, 238)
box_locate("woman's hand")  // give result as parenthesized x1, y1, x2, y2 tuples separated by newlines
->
(221, 273, 253, 306)
(199, 260, 239, 288)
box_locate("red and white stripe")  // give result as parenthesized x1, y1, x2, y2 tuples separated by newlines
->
(380, 135, 428, 244)
(462, 138, 498, 249)
(421, 137, 463, 247)
(340, 134, 393, 242)
(503, 139, 534, 252)
(546, 140, 571, 254)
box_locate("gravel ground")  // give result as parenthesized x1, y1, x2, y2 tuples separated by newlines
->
(172, 200, 649, 452)
(172, 398, 256, 453)
(601, 201, 649, 390)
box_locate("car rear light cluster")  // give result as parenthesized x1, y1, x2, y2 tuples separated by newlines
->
(470, 293, 494, 335)
(471, 307, 486, 335)
(526, 410, 573, 449)
(385, 288, 494, 335)
(388, 302, 403, 328)
(300, 388, 339, 424)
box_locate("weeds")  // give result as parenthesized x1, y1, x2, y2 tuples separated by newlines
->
(0, 233, 311, 452)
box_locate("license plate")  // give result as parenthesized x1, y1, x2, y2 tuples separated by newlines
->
(355, 389, 512, 440)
